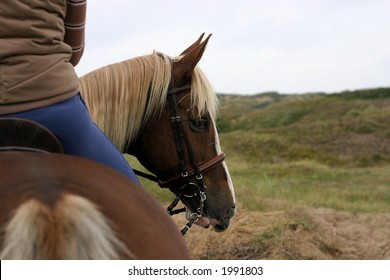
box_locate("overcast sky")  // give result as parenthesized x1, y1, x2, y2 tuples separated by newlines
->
(75, 0, 390, 94)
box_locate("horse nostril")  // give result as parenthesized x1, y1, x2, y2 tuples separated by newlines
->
(214, 223, 226, 232)
(225, 205, 236, 220)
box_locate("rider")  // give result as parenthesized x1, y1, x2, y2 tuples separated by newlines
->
(0, 0, 140, 185)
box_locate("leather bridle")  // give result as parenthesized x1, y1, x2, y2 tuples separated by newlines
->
(134, 68, 225, 235)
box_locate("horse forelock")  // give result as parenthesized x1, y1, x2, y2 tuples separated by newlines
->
(191, 65, 219, 120)
(80, 51, 218, 152)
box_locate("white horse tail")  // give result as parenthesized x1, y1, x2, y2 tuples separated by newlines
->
(0, 194, 132, 259)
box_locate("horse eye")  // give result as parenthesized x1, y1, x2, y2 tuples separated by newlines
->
(189, 118, 209, 131)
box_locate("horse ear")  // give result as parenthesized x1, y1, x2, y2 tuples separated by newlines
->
(180, 33, 205, 55)
(173, 33, 212, 84)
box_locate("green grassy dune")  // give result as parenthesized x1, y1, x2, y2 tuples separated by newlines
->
(217, 88, 390, 213)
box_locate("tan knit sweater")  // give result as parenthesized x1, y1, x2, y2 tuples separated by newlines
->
(0, 0, 87, 114)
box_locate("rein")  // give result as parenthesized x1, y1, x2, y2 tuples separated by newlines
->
(133, 152, 225, 186)
(133, 73, 225, 235)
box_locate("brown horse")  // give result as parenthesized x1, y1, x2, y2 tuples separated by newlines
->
(0, 151, 189, 259)
(80, 34, 236, 232)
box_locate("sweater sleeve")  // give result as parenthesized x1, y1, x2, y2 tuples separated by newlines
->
(64, 0, 87, 66)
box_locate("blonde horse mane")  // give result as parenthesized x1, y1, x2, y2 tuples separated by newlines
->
(0, 195, 132, 259)
(80, 51, 218, 152)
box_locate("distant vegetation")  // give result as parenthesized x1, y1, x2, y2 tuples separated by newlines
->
(217, 87, 390, 167)
(215, 87, 390, 213)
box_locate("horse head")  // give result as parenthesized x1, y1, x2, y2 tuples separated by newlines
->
(130, 34, 236, 232)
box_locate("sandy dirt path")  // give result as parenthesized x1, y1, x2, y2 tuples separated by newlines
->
(174, 207, 390, 260)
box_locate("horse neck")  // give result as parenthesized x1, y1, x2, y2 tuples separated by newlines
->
(79, 54, 171, 152)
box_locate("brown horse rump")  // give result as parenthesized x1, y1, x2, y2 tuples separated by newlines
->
(0, 152, 189, 259)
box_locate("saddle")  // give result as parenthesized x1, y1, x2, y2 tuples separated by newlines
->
(0, 118, 64, 153)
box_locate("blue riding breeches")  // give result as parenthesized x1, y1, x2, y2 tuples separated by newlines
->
(1, 93, 141, 185)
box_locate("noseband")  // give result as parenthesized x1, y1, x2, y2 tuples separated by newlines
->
(134, 71, 225, 235)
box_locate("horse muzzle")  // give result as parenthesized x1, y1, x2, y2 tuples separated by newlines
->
(188, 204, 236, 232)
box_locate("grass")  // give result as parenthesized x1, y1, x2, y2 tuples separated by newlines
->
(217, 88, 390, 214)
(229, 160, 390, 213)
